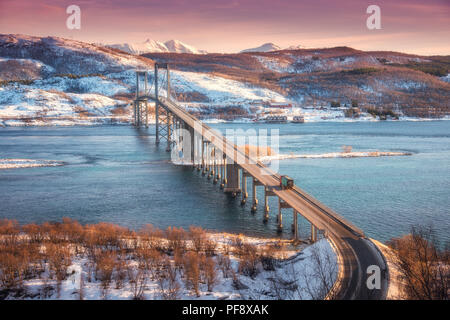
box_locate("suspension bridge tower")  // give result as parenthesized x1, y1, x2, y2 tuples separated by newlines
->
(133, 63, 172, 151)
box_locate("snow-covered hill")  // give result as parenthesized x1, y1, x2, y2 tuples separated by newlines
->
(0, 34, 449, 126)
(240, 43, 281, 53)
(108, 39, 169, 55)
(108, 39, 206, 55)
(164, 40, 206, 54)
(241, 43, 304, 53)
(0, 34, 283, 126)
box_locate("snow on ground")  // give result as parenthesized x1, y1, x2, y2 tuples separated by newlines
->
(0, 81, 129, 126)
(0, 57, 55, 74)
(30, 75, 129, 96)
(0, 159, 64, 169)
(255, 56, 294, 73)
(7, 234, 337, 300)
(1, 55, 447, 126)
(259, 150, 412, 163)
(171, 70, 287, 106)
(370, 239, 403, 300)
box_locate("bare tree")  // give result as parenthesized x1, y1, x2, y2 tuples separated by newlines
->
(127, 264, 146, 300)
(157, 257, 181, 300)
(387, 225, 449, 300)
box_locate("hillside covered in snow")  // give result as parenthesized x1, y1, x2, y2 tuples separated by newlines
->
(0, 34, 449, 126)
(145, 47, 450, 119)
(0, 34, 285, 126)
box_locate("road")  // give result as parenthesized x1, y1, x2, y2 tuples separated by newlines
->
(156, 95, 389, 299)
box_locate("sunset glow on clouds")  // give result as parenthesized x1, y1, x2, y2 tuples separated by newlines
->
(0, 0, 449, 55)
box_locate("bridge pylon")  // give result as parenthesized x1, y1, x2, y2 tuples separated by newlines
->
(134, 63, 173, 151)
(134, 71, 150, 127)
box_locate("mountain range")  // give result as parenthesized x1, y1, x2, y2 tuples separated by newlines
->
(0, 34, 449, 126)
(107, 39, 207, 55)
(107, 39, 301, 55)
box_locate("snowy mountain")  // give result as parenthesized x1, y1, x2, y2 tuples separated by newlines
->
(0, 34, 449, 127)
(108, 39, 169, 54)
(0, 34, 152, 75)
(164, 40, 206, 54)
(0, 34, 283, 126)
(108, 39, 206, 55)
(240, 43, 281, 53)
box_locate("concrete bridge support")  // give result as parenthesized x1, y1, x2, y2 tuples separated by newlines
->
(240, 171, 248, 205)
(212, 148, 218, 184)
(207, 143, 211, 175)
(277, 198, 291, 232)
(216, 157, 221, 184)
(166, 113, 172, 152)
(197, 136, 202, 170)
(220, 156, 227, 189)
(189, 125, 195, 165)
(277, 198, 283, 232)
(264, 188, 270, 222)
(311, 224, 317, 243)
(201, 139, 206, 175)
(292, 210, 298, 241)
(224, 163, 240, 196)
(219, 162, 224, 189)
(250, 178, 259, 213)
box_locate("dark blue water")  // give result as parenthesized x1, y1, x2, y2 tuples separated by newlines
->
(0, 121, 449, 245)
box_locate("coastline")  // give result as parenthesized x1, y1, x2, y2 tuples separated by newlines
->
(1, 115, 449, 127)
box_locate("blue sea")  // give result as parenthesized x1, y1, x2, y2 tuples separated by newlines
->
(0, 121, 449, 245)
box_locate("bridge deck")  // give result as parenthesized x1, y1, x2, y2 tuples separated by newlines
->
(142, 94, 387, 300)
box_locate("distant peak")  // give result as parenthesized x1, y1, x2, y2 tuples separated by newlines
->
(107, 38, 206, 54)
(240, 43, 281, 53)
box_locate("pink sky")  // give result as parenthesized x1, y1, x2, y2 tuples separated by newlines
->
(0, 0, 449, 55)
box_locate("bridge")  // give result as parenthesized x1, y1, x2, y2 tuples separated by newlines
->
(133, 64, 388, 300)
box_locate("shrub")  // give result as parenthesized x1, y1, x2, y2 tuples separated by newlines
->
(237, 243, 260, 278)
(139, 224, 164, 251)
(22, 223, 44, 243)
(157, 257, 181, 300)
(114, 256, 127, 290)
(166, 227, 187, 254)
(95, 250, 116, 298)
(217, 253, 232, 278)
(202, 256, 217, 292)
(0, 219, 20, 245)
(260, 245, 277, 271)
(136, 245, 163, 280)
(0, 246, 26, 290)
(45, 243, 72, 297)
(127, 264, 146, 300)
(189, 226, 207, 252)
(204, 239, 217, 256)
(387, 225, 449, 300)
(183, 251, 201, 296)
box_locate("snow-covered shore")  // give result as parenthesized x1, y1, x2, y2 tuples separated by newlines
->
(259, 151, 412, 162)
(0, 159, 65, 169)
(2, 230, 337, 300)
